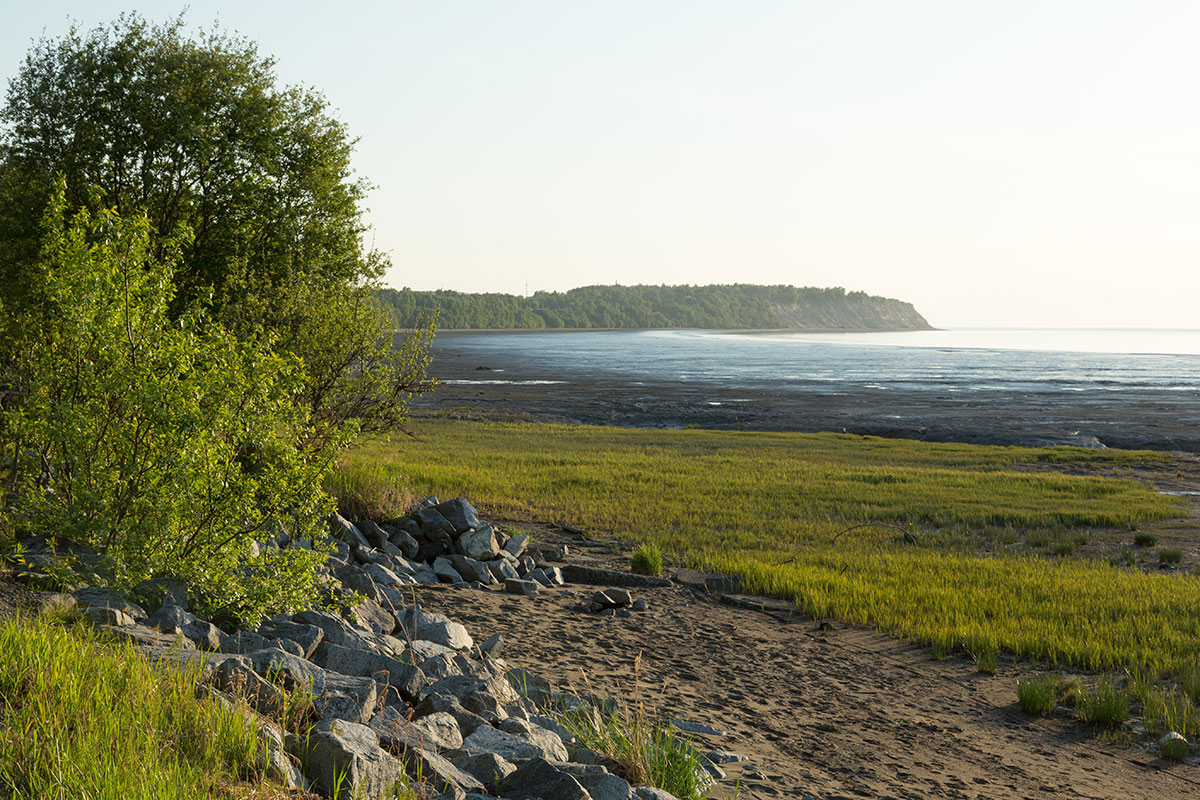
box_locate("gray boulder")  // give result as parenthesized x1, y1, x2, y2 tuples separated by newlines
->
(458, 723, 568, 762)
(434, 497, 482, 534)
(82, 606, 135, 627)
(498, 717, 571, 761)
(500, 758, 592, 799)
(258, 620, 324, 658)
(294, 608, 375, 651)
(433, 556, 465, 584)
(310, 641, 425, 702)
(330, 513, 371, 550)
(451, 751, 517, 792)
(458, 526, 501, 561)
(488, 560, 521, 583)
(414, 693, 491, 737)
(144, 604, 196, 632)
(385, 524, 421, 558)
(400, 748, 487, 795)
(398, 608, 475, 651)
(416, 507, 458, 537)
(365, 562, 406, 587)
(72, 586, 146, 619)
(504, 578, 539, 597)
(633, 789, 681, 800)
(288, 719, 406, 798)
(502, 534, 530, 559)
(356, 519, 391, 550)
(315, 673, 381, 725)
(349, 598, 398, 637)
(449, 555, 496, 585)
(181, 619, 226, 651)
(574, 771, 633, 800)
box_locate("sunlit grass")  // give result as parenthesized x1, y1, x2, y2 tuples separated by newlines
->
(0, 614, 280, 799)
(346, 419, 1197, 672)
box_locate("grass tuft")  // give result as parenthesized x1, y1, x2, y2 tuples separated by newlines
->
(324, 462, 419, 521)
(1134, 532, 1159, 547)
(1075, 679, 1129, 727)
(1017, 676, 1056, 714)
(630, 543, 664, 577)
(1159, 547, 1183, 565)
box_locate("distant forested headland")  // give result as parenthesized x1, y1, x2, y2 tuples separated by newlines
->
(375, 284, 933, 331)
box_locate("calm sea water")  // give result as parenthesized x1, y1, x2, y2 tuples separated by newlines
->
(434, 328, 1200, 396)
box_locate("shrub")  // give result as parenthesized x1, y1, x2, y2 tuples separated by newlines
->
(1134, 532, 1158, 547)
(0, 187, 341, 623)
(324, 463, 418, 521)
(630, 543, 664, 577)
(1053, 541, 1076, 557)
(1159, 548, 1183, 565)
(1017, 676, 1056, 714)
(1075, 679, 1129, 726)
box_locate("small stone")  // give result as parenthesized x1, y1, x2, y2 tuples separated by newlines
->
(632, 599, 648, 612)
(479, 633, 504, 657)
(505, 578, 540, 597)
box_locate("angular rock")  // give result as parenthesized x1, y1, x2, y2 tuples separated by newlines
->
(574, 770, 633, 800)
(350, 598, 398, 637)
(400, 639, 456, 664)
(507, 668, 552, 706)
(517, 555, 537, 576)
(500, 758, 592, 800)
(502, 534, 530, 559)
(288, 718, 405, 798)
(458, 723, 567, 762)
(414, 693, 491, 737)
(330, 513, 371, 549)
(100, 622, 193, 650)
(386, 524, 421, 558)
(420, 652, 463, 681)
(457, 526, 501, 561)
(488, 560, 521, 583)
(294, 608, 375, 651)
(72, 586, 146, 619)
(434, 497, 482, 534)
(315, 673, 380, 725)
(181, 619, 226, 651)
(479, 633, 504, 658)
(310, 641, 426, 702)
(144, 604, 196, 632)
(212, 658, 285, 718)
(416, 508, 458, 537)
(561, 565, 671, 588)
(705, 749, 749, 764)
(631, 599, 648, 612)
(398, 608, 475, 651)
(365, 561, 406, 587)
(633, 788, 681, 800)
(497, 717, 571, 761)
(82, 606, 135, 627)
(399, 748, 486, 795)
(248, 648, 327, 691)
(253, 715, 306, 789)
(221, 630, 274, 654)
(258, 620, 324, 659)
(433, 556, 465, 584)
(357, 519, 392, 550)
(449, 555, 495, 585)
(451, 751, 517, 792)
(352, 545, 386, 566)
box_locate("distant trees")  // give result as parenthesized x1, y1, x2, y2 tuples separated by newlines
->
(374, 284, 928, 331)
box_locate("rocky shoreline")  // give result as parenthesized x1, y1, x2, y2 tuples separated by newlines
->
(14, 497, 730, 800)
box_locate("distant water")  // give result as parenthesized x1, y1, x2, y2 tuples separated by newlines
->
(433, 328, 1200, 396)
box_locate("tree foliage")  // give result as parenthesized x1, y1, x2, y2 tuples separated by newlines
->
(0, 185, 340, 623)
(0, 13, 434, 443)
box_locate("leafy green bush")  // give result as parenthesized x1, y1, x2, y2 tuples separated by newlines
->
(630, 543, 664, 577)
(1017, 676, 1056, 714)
(0, 186, 340, 623)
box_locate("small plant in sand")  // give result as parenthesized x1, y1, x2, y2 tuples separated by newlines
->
(1134, 532, 1158, 547)
(1075, 679, 1129, 727)
(1017, 676, 1056, 714)
(630, 543, 664, 577)
(1159, 547, 1183, 565)
(553, 654, 706, 800)
(1053, 541, 1076, 557)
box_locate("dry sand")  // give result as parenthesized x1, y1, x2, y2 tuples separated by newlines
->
(412, 523, 1200, 800)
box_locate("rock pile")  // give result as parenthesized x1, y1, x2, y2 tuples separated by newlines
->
(36, 497, 710, 800)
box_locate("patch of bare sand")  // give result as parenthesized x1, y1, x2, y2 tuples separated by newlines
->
(411, 526, 1199, 800)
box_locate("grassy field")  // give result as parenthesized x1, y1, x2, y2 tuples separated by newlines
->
(343, 419, 1200, 673)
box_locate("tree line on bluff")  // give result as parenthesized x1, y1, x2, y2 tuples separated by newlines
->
(375, 284, 930, 330)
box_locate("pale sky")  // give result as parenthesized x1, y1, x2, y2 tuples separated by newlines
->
(3, 2, 1198, 329)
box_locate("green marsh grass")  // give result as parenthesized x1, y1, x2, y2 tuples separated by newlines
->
(1159, 547, 1183, 565)
(1017, 676, 1056, 714)
(351, 420, 1196, 672)
(1075, 679, 1130, 727)
(0, 614, 276, 798)
(631, 543, 664, 576)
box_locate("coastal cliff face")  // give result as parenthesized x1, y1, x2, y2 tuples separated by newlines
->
(376, 284, 933, 331)
(768, 294, 933, 331)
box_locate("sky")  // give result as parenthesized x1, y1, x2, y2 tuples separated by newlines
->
(3, 1, 1198, 329)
